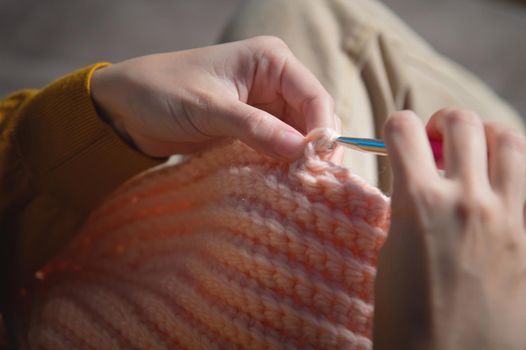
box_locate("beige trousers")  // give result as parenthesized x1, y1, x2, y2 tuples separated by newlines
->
(221, 0, 525, 192)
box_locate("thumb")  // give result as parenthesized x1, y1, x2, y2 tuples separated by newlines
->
(211, 100, 306, 160)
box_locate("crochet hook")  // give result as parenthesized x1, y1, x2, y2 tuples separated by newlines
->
(335, 136, 443, 166)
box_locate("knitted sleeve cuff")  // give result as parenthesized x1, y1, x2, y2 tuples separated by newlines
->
(12, 63, 162, 212)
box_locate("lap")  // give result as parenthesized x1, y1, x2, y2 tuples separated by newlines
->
(222, 0, 525, 190)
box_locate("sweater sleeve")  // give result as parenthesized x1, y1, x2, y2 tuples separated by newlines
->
(0, 63, 162, 315)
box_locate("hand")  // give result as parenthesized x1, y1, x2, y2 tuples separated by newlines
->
(91, 36, 338, 160)
(373, 109, 526, 350)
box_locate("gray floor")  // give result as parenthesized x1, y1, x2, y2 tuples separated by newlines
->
(1, 0, 525, 119)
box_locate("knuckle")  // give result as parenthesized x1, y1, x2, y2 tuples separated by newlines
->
(434, 107, 455, 117)
(494, 216, 526, 255)
(240, 108, 267, 138)
(392, 182, 447, 225)
(454, 193, 494, 225)
(484, 121, 503, 134)
(496, 129, 526, 152)
(502, 235, 523, 255)
(405, 182, 446, 211)
(193, 89, 214, 111)
(251, 35, 289, 51)
(183, 89, 217, 136)
(308, 93, 334, 117)
(384, 110, 420, 134)
(443, 108, 482, 128)
(418, 183, 446, 207)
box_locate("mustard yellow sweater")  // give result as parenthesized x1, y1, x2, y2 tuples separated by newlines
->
(0, 64, 162, 337)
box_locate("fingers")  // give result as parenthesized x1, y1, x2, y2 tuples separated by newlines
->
(426, 109, 488, 187)
(485, 123, 526, 207)
(384, 111, 439, 188)
(220, 36, 338, 160)
(211, 98, 306, 160)
(426, 108, 525, 209)
(280, 55, 335, 131)
(250, 37, 336, 132)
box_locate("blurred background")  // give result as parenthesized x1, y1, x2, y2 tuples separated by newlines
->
(1, 0, 525, 119)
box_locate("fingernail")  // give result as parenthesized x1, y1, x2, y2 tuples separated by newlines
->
(276, 130, 305, 159)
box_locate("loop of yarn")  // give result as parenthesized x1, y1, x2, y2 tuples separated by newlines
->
(304, 127, 340, 160)
(288, 128, 342, 180)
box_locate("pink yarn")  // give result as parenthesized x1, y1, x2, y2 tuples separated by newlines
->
(26, 129, 390, 349)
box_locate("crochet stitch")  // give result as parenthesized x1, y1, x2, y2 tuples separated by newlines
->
(25, 129, 390, 350)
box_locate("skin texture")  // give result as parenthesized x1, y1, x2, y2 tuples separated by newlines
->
(91, 36, 340, 161)
(374, 109, 526, 350)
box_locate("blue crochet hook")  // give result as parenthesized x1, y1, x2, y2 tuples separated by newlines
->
(335, 136, 444, 166)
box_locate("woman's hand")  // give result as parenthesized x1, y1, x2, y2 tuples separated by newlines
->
(374, 109, 526, 350)
(91, 36, 337, 160)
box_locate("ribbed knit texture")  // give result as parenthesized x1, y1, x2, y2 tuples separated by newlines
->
(26, 129, 390, 350)
(13, 62, 161, 214)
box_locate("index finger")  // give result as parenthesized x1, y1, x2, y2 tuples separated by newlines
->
(280, 54, 335, 131)
(384, 111, 440, 188)
(251, 39, 336, 132)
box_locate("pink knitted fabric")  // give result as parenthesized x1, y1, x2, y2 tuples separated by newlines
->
(25, 129, 390, 350)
